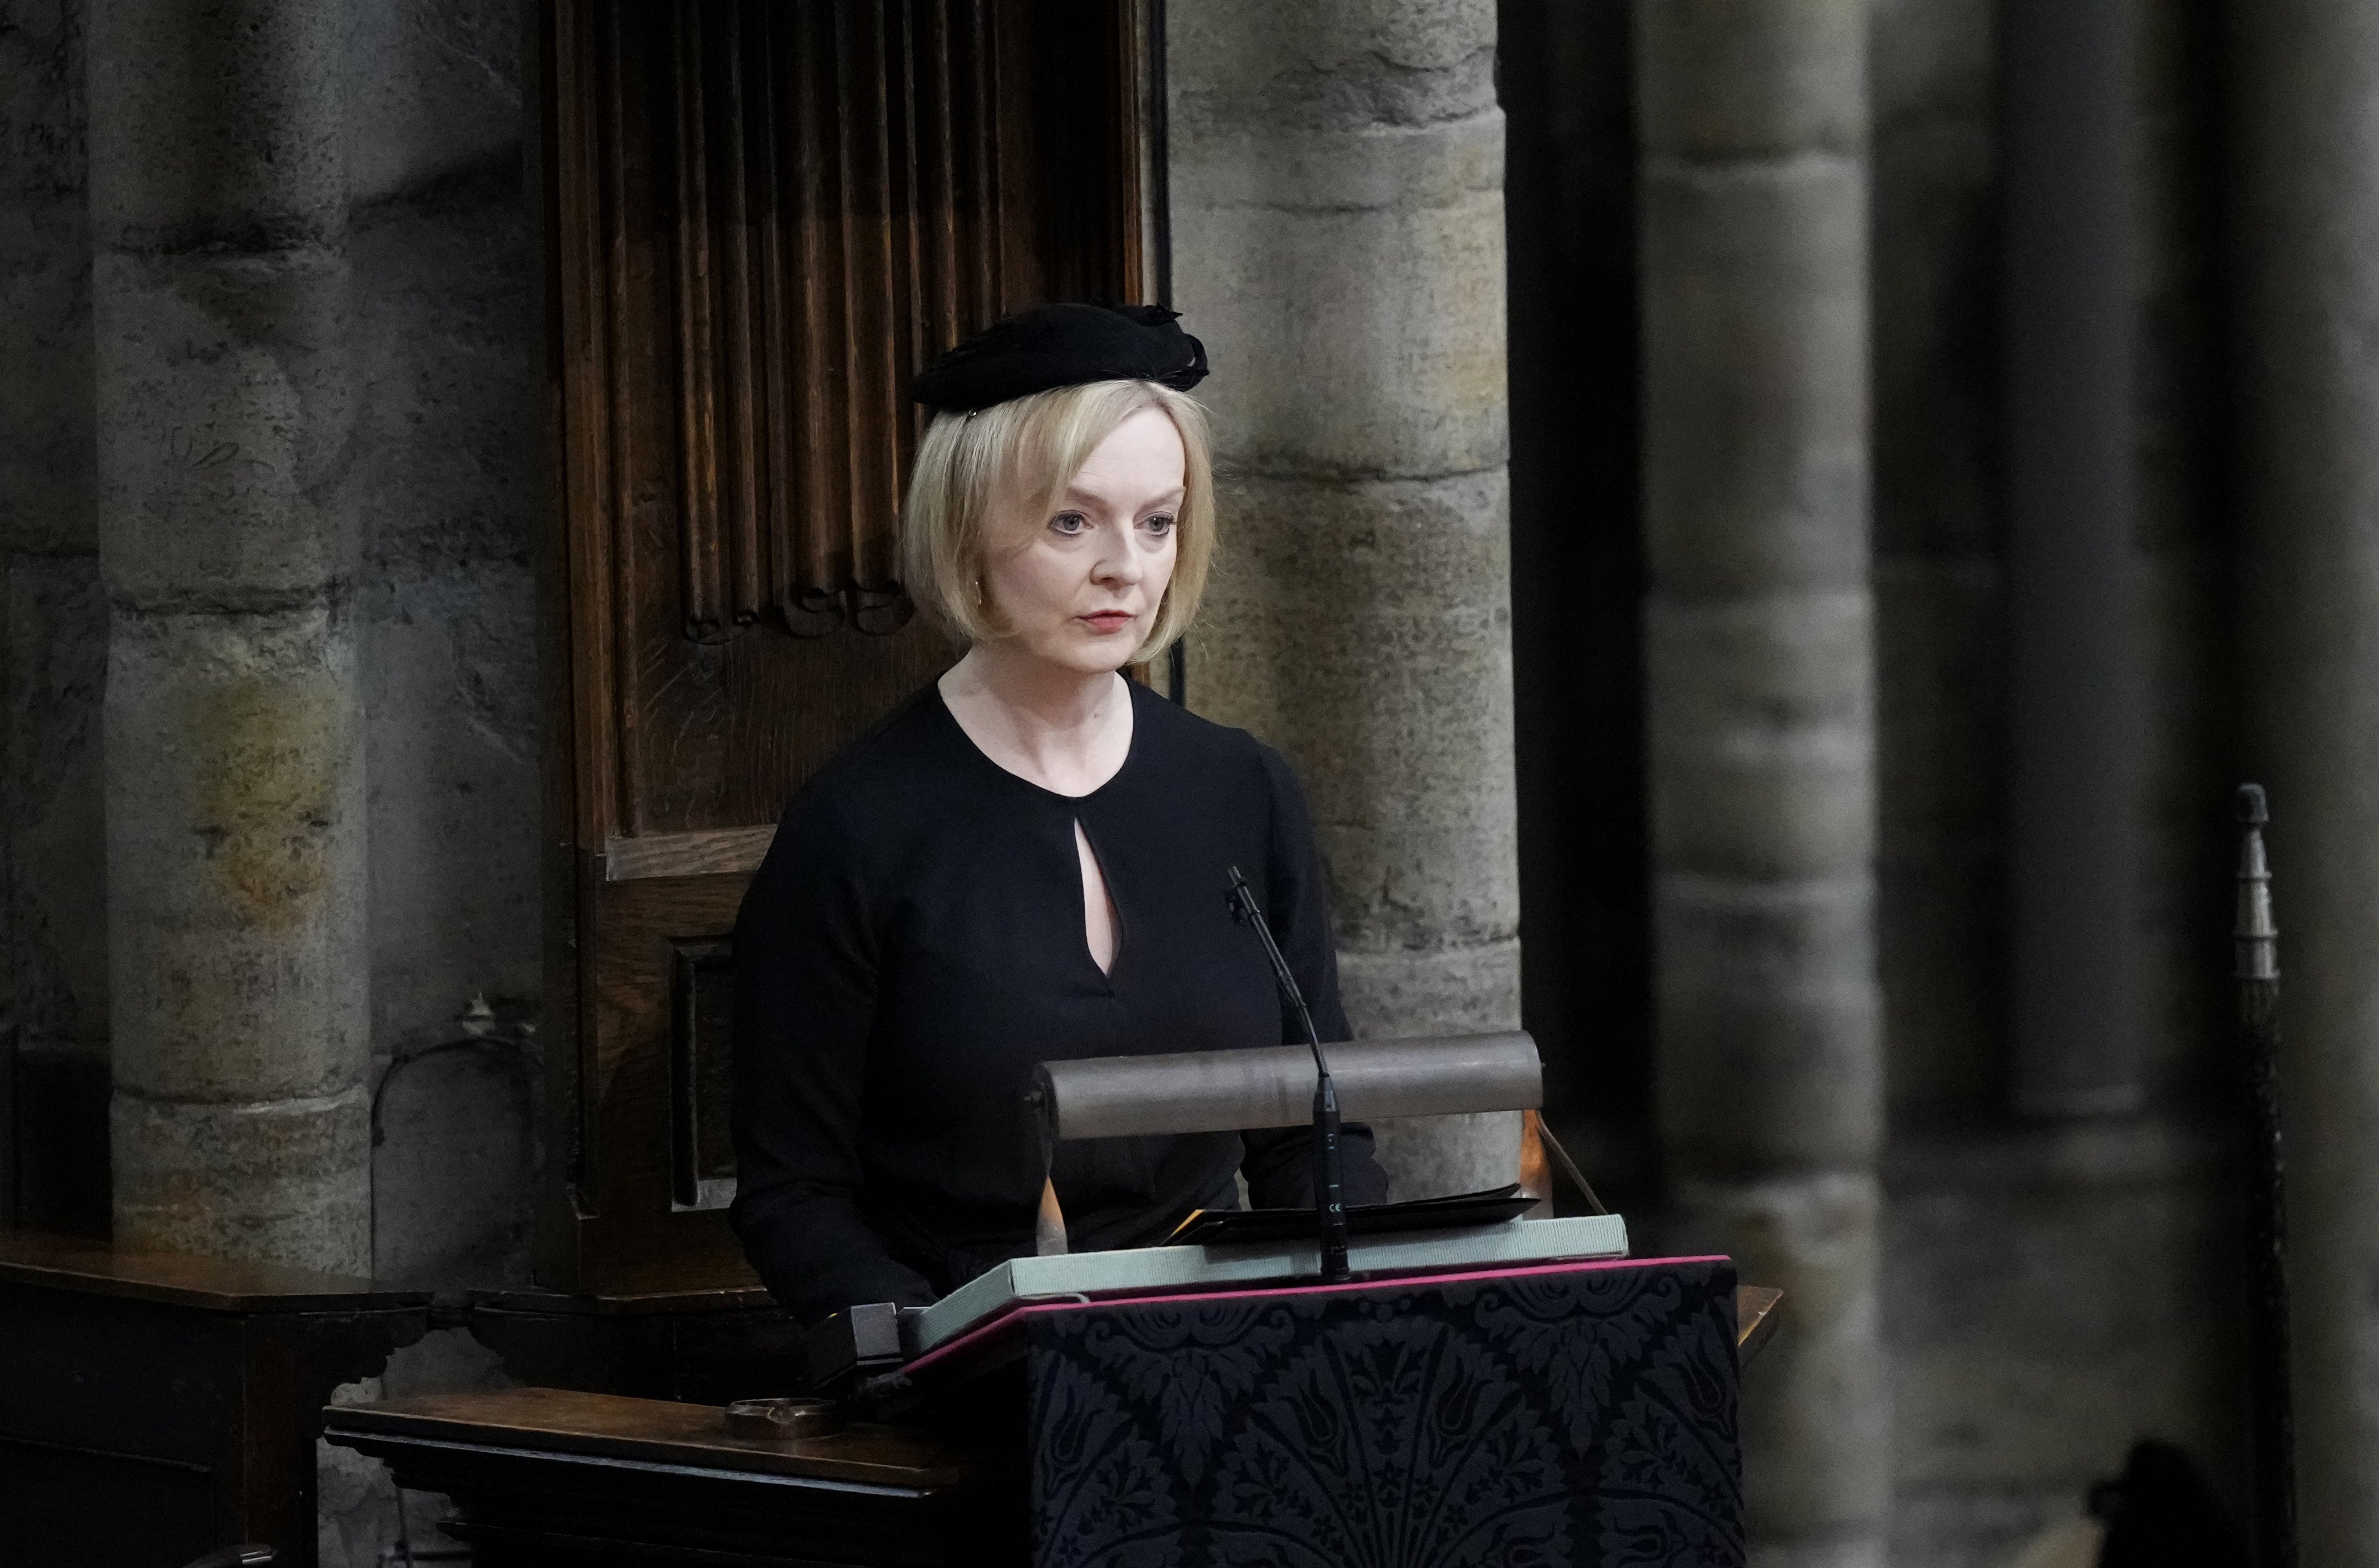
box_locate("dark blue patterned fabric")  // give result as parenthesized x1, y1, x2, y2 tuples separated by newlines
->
(1025, 1259, 1743, 1568)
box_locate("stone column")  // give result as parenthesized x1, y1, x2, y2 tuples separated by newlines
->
(1637, 4, 1886, 1566)
(89, 0, 367, 1272)
(2004, 0, 2142, 1117)
(1168, 0, 1520, 1195)
(2230, 4, 2379, 1559)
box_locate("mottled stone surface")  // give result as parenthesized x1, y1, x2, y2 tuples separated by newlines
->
(89, 0, 367, 1272)
(71, 0, 539, 1286)
(1639, 163, 1870, 598)
(0, 555, 109, 1231)
(1637, 2, 1886, 1562)
(1656, 874, 1881, 1173)
(1672, 1171, 1887, 1565)
(350, 150, 540, 1292)
(1882, 1124, 2245, 1567)
(1866, 3, 2252, 1562)
(85, 0, 346, 246)
(111, 1083, 370, 1268)
(105, 606, 366, 1101)
(1171, 0, 1519, 1200)
(1635, 0, 1869, 157)
(319, 1328, 517, 1568)
(2232, 3, 2379, 1559)
(371, 1039, 536, 1288)
(1, 0, 108, 1237)
(92, 244, 358, 600)
(327, 3, 540, 1551)
(1646, 591, 1874, 877)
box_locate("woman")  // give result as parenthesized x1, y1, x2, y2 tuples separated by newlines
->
(731, 303, 1389, 1324)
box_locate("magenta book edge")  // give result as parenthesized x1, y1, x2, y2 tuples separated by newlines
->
(903, 1252, 1734, 1379)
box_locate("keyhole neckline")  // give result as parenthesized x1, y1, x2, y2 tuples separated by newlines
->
(931, 679, 1141, 803)
(1075, 817, 1119, 980)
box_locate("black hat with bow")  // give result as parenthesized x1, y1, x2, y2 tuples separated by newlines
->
(910, 302, 1209, 413)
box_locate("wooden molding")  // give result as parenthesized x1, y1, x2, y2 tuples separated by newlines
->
(601, 827, 777, 883)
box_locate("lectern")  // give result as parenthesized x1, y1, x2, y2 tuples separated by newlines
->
(936, 1255, 1744, 1565)
(329, 1033, 1751, 1565)
(326, 1254, 1746, 1567)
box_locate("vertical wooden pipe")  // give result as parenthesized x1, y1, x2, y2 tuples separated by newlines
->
(787, 2, 841, 625)
(718, 3, 766, 626)
(969, 0, 1004, 319)
(600, 3, 644, 828)
(671, 1, 724, 638)
(751, 4, 798, 627)
(863, 0, 902, 591)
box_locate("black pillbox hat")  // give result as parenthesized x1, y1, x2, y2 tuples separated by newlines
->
(910, 301, 1209, 412)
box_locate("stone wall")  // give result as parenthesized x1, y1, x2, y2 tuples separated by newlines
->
(1169, 0, 1524, 1198)
(1871, 2, 2246, 1562)
(1634, 5, 1888, 1564)
(329, 4, 545, 1558)
(1501, 3, 2253, 1564)
(2230, 2, 2379, 1559)
(1, 0, 537, 1557)
(0, 0, 542, 1276)
(1, 0, 109, 1239)
(345, 0, 542, 1296)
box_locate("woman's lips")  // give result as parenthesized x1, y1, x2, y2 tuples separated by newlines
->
(1079, 611, 1136, 634)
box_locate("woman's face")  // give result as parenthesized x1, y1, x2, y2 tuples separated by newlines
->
(980, 406, 1184, 677)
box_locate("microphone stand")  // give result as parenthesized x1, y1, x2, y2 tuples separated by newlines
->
(1226, 865, 1351, 1283)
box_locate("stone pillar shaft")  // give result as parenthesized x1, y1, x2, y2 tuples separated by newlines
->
(2004, 0, 2143, 1118)
(1636, 3, 1887, 1564)
(89, 0, 367, 1271)
(1169, 0, 1520, 1195)
(2231, 3, 2379, 1559)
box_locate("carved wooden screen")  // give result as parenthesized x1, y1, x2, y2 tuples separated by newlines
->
(538, 0, 1155, 1295)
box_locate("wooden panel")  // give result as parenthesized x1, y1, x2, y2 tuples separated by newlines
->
(324, 1386, 1019, 1567)
(1, 1265, 430, 1568)
(326, 1386, 979, 1488)
(666, 0, 1018, 640)
(0, 1440, 217, 1568)
(0, 1229, 431, 1314)
(543, 0, 1155, 1294)
(669, 936, 738, 1210)
(601, 825, 775, 882)
(1736, 1284, 1784, 1363)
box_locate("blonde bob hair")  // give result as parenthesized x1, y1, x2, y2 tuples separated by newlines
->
(899, 379, 1214, 663)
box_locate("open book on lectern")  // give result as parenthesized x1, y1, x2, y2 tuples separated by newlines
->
(909, 1203, 1631, 1357)
(1165, 1181, 1538, 1246)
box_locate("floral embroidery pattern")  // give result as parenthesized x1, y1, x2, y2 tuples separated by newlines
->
(1026, 1260, 1743, 1567)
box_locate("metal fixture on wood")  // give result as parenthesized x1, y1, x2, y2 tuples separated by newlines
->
(2235, 783, 2296, 1568)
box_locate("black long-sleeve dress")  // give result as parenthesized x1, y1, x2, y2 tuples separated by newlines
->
(730, 679, 1390, 1323)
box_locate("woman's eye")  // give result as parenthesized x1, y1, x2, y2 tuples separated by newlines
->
(1049, 511, 1087, 536)
(1142, 513, 1176, 536)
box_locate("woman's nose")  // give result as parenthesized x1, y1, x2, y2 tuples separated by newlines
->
(1092, 522, 1145, 583)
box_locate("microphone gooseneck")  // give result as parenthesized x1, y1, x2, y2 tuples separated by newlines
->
(1225, 865, 1351, 1283)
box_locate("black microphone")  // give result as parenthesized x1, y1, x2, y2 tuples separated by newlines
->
(1225, 865, 1351, 1283)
